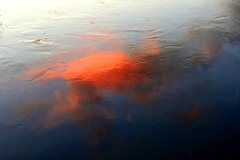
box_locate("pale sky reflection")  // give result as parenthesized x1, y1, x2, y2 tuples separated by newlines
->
(1, 0, 222, 36)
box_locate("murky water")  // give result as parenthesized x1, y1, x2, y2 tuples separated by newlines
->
(1, 0, 240, 159)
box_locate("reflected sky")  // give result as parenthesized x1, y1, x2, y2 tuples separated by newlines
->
(11, 30, 223, 130)
(18, 35, 163, 129)
(1, 0, 240, 159)
(1, 0, 239, 130)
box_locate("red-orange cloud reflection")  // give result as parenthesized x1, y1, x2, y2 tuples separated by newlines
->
(27, 50, 151, 93)
(42, 91, 116, 129)
(24, 36, 163, 129)
(62, 51, 146, 90)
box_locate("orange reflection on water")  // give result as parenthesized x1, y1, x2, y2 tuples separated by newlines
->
(26, 35, 163, 93)
(23, 35, 162, 129)
(62, 51, 146, 90)
(27, 49, 150, 91)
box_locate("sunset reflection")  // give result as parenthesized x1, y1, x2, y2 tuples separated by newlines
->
(20, 28, 223, 129)
(62, 51, 145, 89)
(1, 0, 240, 159)
(23, 35, 163, 129)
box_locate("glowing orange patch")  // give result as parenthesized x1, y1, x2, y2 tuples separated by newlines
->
(21, 36, 163, 129)
(61, 51, 143, 90)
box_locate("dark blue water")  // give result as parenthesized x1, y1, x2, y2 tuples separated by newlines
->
(0, 0, 240, 159)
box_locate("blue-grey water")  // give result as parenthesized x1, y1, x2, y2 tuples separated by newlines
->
(0, 0, 240, 159)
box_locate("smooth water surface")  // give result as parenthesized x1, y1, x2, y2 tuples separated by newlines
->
(1, 0, 240, 159)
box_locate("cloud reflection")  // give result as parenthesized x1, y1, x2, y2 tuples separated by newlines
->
(22, 35, 163, 129)
(19, 25, 223, 130)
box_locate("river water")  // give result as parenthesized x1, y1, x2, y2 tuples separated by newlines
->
(0, 0, 240, 159)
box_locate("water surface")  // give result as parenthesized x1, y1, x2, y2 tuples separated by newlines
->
(0, 0, 240, 159)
